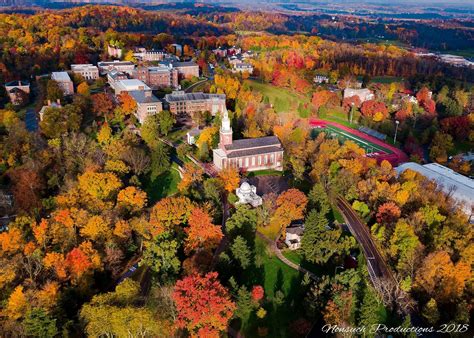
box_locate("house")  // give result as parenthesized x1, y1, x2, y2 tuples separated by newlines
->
(232, 63, 253, 74)
(129, 90, 162, 124)
(112, 79, 151, 95)
(132, 65, 179, 89)
(187, 128, 201, 145)
(212, 47, 227, 58)
(98, 61, 135, 75)
(285, 222, 305, 250)
(164, 91, 226, 117)
(212, 111, 284, 172)
(71, 64, 99, 80)
(236, 181, 263, 207)
(314, 75, 329, 84)
(51, 72, 74, 96)
(228, 56, 243, 67)
(133, 48, 167, 62)
(107, 45, 122, 59)
(228, 46, 242, 56)
(5, 80, 30, 105)
(39, 99, 62, 121)
(343, 88, 374, 103)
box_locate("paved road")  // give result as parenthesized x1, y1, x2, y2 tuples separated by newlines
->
(184, 77, 210, 93)
(25, 108, 39, 132)
(335, 196, 393, 281)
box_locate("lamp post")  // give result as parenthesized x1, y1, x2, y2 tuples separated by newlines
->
(350, 103, 355, 125)
(394, 120, 400, 144)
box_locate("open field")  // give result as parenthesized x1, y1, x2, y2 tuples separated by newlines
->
(244, 79, 310, 115)
(143, 163, 180, 203)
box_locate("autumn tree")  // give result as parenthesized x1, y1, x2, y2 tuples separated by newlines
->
(429, 132, 454, 163)
(271, 188, 308, 233)
(77, 82, 90, 96)
(78, 170, 122, 201)
(173, 272, 236, 337)
(149, 196, 194, 234)
(118, 92, 137, 116)
(360, 100, 389, 122)
(9, 168, 44, 213)
(141, 232, 180, 281)
(185, 207, 223, 254)
(218, 166, 240, 194)
(91, 93, 115, 120)
(117, 186, 147, 213)
(178, 163, 204, 193)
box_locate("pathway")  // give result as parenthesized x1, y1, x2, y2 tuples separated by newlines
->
(256, 231, 319, 281)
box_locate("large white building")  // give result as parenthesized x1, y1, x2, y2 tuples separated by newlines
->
(344, 88, 375, 103)
(71, 64, 99, 80)
(98, 61, 135, 75)
(112, 79, 151, 95)
(396, 162, 474, 218)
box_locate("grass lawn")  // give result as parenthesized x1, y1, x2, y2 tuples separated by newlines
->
(282, 250, 323, 276)
(246, 169, 283, 177)
(234, 236, 309, 337)
(245, 79, 310, 115)
(166, 128, 187, 144)
(143, 163, 180, 203)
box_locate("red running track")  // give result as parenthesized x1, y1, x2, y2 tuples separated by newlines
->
(309, 119, 409, 166)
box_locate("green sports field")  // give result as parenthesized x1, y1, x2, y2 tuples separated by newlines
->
(314, 125, 393, 155)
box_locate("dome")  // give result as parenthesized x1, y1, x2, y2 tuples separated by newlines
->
(240, 182, 251, 193)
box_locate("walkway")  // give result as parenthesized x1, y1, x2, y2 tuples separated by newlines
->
(256, 231, 319, 281)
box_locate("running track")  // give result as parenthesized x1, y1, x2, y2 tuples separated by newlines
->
(309, 119, 409, 166)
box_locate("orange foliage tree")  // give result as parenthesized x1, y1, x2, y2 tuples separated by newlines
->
(185, 207, 223, 255)
(218, 166, 240, 194)
(149, 196, 194, 234)
(178, 163, 204, 192)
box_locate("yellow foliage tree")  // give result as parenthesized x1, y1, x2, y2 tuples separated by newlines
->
(117, 186, 148, 212)
(218, 166, 240, 193)
(80, 215, 111, 241)
(78, 170, 122, 201)
(6, 285, 28, 320)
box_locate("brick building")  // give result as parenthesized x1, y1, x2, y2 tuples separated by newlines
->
(71, 64, 99, 80)
(129, 90, 163, 124)
(164, 91, 226, 116)
(212, 111, 284, 172)
(132, 65, 179, 89)
(98, 61, 135, 75)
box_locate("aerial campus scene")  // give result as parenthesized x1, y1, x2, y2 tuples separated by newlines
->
(0, 0, 473, 337)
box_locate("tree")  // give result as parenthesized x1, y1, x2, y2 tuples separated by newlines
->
(421, 298, 440, 325)
(251, 285, 264, 302)
(301, 210, 351, 264)
(6, 285, 28, 320)
(172, 272, 236, 337)
(22, 308, 58, 338)
(91, 93, 114, 119)
(77, 82, 90, 96)
(78, 170, 122, 201)
(271, 189, 308, 231)
(415, 251, 471, 303)
(360, 100, 389, 121)
(97, 122, 112, 145)
(185, 207, 223, 254)
(117, 186, 147, 212)
(230, 236, 251, 269)
(157, 110, 175, 136)
(178, 163, 204, 193)
(46, 80, 64, 102)
(141, 114, 161, 148)
(218, 166, 240, 193)
(9, 168, 43, 213)
(308, 183, 330, 215)
(150, 142, 170, 179)
(141, 232, 180, 281)
(80, 215, 111, 241)
(359, 285, 383, 329)
(429, 132, 454, 163)
(40, 104, 82, 138)
(149, 196, 194, 234)
(376, 202, 401, 225)
(118, 92, 136, 116)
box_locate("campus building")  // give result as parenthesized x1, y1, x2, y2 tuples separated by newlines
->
(212, 111, 284, 172)
(132, 65, 179, 89)
(164, 91, 226, 116)
(159, 60, 199, 79)
(129, 90, 162, 124)
(344, 88, 375, 103)
(133, 48, 167, 62)
(71, 64, 99, 80)
(112, 79, 151, 95)
(98, 61, 135, 75)
(51, 71, 74, 96)
(396, 162, 474, 219)
(5, 80, 30, 105)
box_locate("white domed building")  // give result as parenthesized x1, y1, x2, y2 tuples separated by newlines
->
(236, 182, 263, 207)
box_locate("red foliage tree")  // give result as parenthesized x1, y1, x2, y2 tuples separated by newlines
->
(65, 247, 91, 278)
(360, 100, 389, 120)
(342, 95, 361, 112)
(172, 272, 236, 337)
(185, 208, 223, 254)
(440, 116, 470, 140)
(251, 285, 264, 302)
(376, 202, 401, 225)
(9, 168, 44, 213)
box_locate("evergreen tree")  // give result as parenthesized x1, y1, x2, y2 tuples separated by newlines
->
(150, 142, 170, 179)
(359, 285, 382, 332)
(22, 308, 58, 338)
(230, 236, 251, 269)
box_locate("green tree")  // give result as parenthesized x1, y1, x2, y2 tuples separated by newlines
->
(141, 232, 180, 281)
(359, 285, 383, 332)
(230, 236, 251, 269)
(157, 110, 175, 136)
(421, 298, 440, 325)
(40, 104, 82, 138)
(141, 114, 160, 149)
(430, 132, 454, 163)
(46, 80, 64, 102)
(150, 142, 170, 179)
(301, 210, 352, 264)
(308, 183, 330, 215)
(22, 308, 58, 338)
(389, 220, 421, 272)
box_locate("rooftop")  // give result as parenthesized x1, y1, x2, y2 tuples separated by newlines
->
(172, 61, 198, 68)
(117, 79, 150, 91)
(225, 136, 281, 151)
(51, 71, 71, 82)
(129, 90, 160, 104)
(227, 145, 283, 159)
(5, 80, 29, 87)
(98, 60, 134, 67)
(396, 162, 474, 216)
(164, 91, 225, 102)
